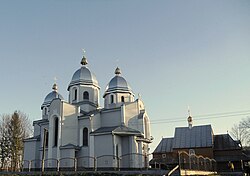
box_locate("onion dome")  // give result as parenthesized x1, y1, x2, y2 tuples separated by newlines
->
(103, 67, 133, 97)
(68, 55, 99, 90)
(41, 83, 64, 109)
(187, 108, 193, 129)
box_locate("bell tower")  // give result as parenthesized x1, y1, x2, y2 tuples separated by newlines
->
(103, 67, 134, 109)
(68, 53, 100, 112)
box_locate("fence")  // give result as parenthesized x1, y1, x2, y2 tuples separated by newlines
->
(178, 151, 216, 172)
(21, 153, 149, 172)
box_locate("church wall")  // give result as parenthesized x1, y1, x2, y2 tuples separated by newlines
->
(121, 137, 129, 156)
(60, 148, 75, 168)
(104, 93, 134, 109)
(95, 135, 113, 156)
(79, 146, 89, 157)
(129, 136, 139, 168)
(51, 147, 58, 160)
(78, 85, 95, 103)
(120, 136, 130, 168)
(125, 102, 141, 132)
(61, 103, 78, 146)
(114, 135, 122, 157)
(101, 110, 121, 127)
(40, 124, 49, 148)
(48, 99, 62, 160)
(94, 134, 116, 168)
(92, 113, 101, 131)
(34, 123, 41, 137)
(78, 117, 90, 147)
(23, 140, 39, 161)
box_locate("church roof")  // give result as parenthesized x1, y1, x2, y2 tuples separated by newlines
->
(154, 125, 213, 153)
(173, 125, 213, 149)
(68, 66, 99, 89)
(103, 67, 133, 97)
(214, 134, 241, 151)
(68, 56, 99, 90)
(91, 125, 142, 136)
(41, 83, 64, 109)
(154, 138, 174, 153)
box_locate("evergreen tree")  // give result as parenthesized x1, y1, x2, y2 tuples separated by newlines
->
(0, 114, 11, 170)
(0, 111, 32, 171)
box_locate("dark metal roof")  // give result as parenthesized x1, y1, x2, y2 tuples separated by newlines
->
(214, 134, 241, 151)
(154, 138, 174, 153)
(153, 125, 213, 153)
(91, 125, 142, 136)
(173, 125, 213, 149)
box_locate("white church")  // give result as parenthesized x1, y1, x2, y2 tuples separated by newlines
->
(23, 54, 152, 170)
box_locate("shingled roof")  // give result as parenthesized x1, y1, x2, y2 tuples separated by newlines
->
(173, 125, 213, 149)
(214, 134, 241, 151)
(154, 138, 174, 153)
(154, 125, 213, 153)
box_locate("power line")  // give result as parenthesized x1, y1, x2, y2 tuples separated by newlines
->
(150, 110, 250, 125)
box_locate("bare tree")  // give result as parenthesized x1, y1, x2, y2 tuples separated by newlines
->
(231, 124, 247, 146)
(231, 117, 250, 147)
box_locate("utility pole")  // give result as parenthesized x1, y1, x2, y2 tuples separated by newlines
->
(42, 128, 47, 173)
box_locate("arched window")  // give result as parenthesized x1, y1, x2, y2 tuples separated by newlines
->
(74, 89, 77, 101)
(121, 96, 125, 102)
(54, 118, 58, 146)
(111, 95, 114, 104)
(44, 107, 47, 115)
(83, 128, 88, 146)
(45, 130, 49, 147)
(83, 91, 89, 100)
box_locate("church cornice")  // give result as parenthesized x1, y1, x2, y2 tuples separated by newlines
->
(101, 107, 121, 113)
(33, 119, 49, 126)
(71, 100, 98, 108)
(67, 81, 100, 91)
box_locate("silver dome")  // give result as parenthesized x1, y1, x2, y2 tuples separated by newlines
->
(103, 69, 133, 97)
(106, 75, 131, 91)
(68, 66, 99, 90)
(41, 91, 64, 109)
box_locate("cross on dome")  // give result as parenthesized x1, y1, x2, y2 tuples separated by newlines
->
(81, 49, 88, 66)
(52, 83, 58, 92)
(115, 67, 121, 75)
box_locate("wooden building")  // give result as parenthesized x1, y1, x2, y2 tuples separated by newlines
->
(150, 115, 250, 173)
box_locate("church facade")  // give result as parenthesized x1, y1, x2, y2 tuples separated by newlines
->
(23, 55, 152, 169)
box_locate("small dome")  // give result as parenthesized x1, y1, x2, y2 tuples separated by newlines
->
(68, 58, 99, 90)
(103, 67, 133, 97)
(41, 84, 64, 109)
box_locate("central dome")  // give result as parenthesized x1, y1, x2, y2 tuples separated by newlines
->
(68, 56, 99, 90)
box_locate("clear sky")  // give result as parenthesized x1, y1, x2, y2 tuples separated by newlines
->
(0, 0, 250, 151)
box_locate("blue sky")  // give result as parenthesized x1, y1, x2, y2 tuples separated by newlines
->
(0, 0, 250, 151)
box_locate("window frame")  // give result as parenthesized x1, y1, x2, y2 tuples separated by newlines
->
(83, 127, 88, 146)
(83, 91, 89, 100)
